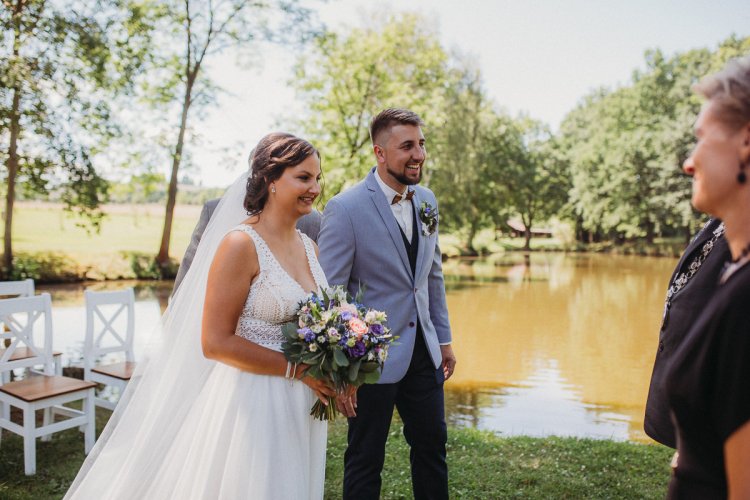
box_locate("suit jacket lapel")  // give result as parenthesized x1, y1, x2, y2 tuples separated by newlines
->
(366, 171, 413, 278)
(412, 191, 427, 281)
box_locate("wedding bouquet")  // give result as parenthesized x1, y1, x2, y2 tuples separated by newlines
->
(281, 285, 395, 420)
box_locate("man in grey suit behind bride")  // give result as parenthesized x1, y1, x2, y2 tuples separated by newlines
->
(173, 167, 321, 293)
(318, 108, 456, 500)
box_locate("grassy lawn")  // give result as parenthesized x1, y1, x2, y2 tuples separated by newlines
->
(1, 411, 672, 499)
(10, 202, 200, 260)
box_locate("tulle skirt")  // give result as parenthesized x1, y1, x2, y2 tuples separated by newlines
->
(67, 363, 327, 499)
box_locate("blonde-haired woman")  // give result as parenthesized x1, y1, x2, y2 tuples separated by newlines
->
(666, 55, 750, 498)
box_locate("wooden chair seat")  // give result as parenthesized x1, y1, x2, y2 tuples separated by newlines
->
(0, 346, 63, 360)
(0, 375, 96, 402)
(91, 361, 136, 381)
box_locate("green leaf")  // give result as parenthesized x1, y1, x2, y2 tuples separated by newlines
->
(361, 370, 382, 384)
(347, 358, 362, 382)
(281, 322, 299, 340)
(333, 348, 350, 367)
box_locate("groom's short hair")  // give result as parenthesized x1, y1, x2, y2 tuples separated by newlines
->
(370, 108, 424, 145)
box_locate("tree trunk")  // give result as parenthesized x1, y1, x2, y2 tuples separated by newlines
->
(521, 213, 533, 251)
(523, 228, 532, 251)
(645, 219, 656, 245)
(156, 79, 194, 267)
(465, 224, 478, 256)
(3, 0, 24, 274)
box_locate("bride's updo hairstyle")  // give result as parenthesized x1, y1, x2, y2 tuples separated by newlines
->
(244, 132, 319, 216)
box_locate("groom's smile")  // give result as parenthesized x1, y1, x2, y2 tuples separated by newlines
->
(375, 123, 427, 189)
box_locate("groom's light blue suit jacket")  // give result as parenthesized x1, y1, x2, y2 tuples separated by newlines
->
(318, 168, 452, 384)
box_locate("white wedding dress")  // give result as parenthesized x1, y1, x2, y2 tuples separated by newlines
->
(65, 220, 328, 499)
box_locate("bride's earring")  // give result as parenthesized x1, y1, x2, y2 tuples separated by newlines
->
(271, 184, 276, 194)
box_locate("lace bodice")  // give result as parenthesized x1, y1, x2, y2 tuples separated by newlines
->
(232, 225, 328, 350)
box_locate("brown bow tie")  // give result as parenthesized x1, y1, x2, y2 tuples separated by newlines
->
(391, 190, 415, 205)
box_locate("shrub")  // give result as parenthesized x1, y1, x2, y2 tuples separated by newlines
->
(2, 252, 84, 283)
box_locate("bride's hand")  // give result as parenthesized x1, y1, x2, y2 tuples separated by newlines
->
(335, 384, 358, 418)
(296, 365, 336, 403)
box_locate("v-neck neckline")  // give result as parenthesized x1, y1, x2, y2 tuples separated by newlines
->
(242, 224, 319, 295)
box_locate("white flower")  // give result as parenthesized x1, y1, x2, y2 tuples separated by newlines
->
(367, 351, 376, 361)
(309, 343, 318, 352)
(333, 286, 348, 302)
(378, 349, 388, 362)
(317, 335, 326, 343)
(327, 327, 340, 341)
(321, 310, 332, 322)
(421, 221, 431, 236)
(311, 324, 323, 333)
(364, 311, 376, 323)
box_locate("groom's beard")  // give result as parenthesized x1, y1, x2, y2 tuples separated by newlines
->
(386, 164, 422, 185)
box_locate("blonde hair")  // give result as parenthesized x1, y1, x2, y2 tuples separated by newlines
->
(694, 55, 750, 130)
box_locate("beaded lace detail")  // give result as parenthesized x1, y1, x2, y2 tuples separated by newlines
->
(232, 225, 327, 349)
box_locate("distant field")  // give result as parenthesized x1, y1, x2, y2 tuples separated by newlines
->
(7, 202, 202, 260)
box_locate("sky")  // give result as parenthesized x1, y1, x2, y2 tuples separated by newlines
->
(189, 0, 750, 187)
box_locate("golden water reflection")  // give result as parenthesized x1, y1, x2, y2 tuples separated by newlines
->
(442, 253, 676, 442)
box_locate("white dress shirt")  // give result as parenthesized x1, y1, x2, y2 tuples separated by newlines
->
(374, 169, 414, 242)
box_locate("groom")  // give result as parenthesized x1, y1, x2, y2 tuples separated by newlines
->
(318, 108, 456, 500)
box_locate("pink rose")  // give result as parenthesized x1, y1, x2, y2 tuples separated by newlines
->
(348, 318, 368, 338)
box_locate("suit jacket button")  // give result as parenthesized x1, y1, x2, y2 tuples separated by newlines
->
(409, 321, 415, 327)
(658, 341, 665, 353)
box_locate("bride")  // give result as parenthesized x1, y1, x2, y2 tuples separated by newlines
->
(65, 133, 334, 499)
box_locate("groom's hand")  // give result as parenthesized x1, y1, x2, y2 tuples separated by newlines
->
(440, 344, 457, 380)
(335, 385, 358, 418)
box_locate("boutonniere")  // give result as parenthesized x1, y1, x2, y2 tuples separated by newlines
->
(418, 201, 438, 236)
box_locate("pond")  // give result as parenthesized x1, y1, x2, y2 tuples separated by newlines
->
(35, 252, 675, 443)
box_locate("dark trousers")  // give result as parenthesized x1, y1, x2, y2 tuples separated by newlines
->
(343, 332, 448, 500)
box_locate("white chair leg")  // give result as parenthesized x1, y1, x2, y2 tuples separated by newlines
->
(41, 408, 52, 441)
(84, 388, 95, 452)
(23, 406, 36, 475)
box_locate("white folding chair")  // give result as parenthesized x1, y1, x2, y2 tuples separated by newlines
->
(0, 279, 35, 298)
(0, 279, 62, 382)
(0, 294, 96, 475)
(83, 288, 136, 410)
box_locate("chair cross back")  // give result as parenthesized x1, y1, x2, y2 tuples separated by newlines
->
(84, 289, 135, 361)
(0, 295, 53, 374)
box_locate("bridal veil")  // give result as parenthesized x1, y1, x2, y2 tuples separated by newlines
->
(65, 171, 250, 498)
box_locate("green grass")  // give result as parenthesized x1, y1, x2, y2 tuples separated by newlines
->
(11, 203, 197, 259)
(1, 410, 673, 499)
(3, 203, 200, 280)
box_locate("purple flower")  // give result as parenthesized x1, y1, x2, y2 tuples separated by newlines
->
(298, 327, 315, 342)
(369, 324, 384, 336)
(341, 310, 353, 321)
(346, 341, 367, 358)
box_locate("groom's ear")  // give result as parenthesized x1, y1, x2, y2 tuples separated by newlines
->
(373, 144, 385, 163)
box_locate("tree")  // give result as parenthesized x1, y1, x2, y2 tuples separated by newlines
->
(493, 120, 570, 250)
(291, 13, 448, 197)
(0, 0, 153, 274)
(150, 0, 319, 269)
(560, 36, 750, 243)
(428, 61, 497, 254)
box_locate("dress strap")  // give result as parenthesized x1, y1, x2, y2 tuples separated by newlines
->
(231, 224, 271, 271)
(299, 231, 325, 291)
